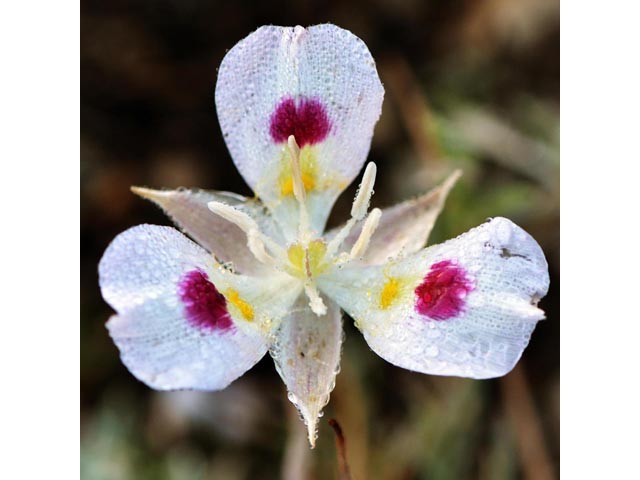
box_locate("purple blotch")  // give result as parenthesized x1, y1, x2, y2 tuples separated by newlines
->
(269, 96, 331, 146)
(414, 260, 474, 321)
(178, 269, 234, 332)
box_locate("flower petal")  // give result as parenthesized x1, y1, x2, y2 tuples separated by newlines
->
(99, 224, 301, 390)
(327, 170, 461, 265)
(131, 187, 281, 275)
(216, 24, 384, 239)
(270, 295, 343, 447)
(319, 218, 549, 379)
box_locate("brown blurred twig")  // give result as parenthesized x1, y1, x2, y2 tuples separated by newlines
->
(329, 419, 351, 480)
(501, 365, 555, 480)
(331, 351, 369, 480)
(380, 55, 444, 170)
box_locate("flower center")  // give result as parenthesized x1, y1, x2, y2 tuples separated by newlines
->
(207, 134, 383, 318)
(286, 240, 329, 279)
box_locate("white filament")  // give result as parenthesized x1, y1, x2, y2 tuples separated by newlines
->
(208, 201, 286, 265)
(349, 208, 382, 259)
(287, 135, 312, 243)
(326, 162, 378, 259)
(351, 162, 377, 220)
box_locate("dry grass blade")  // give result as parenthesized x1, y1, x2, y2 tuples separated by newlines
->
(501, 365, 555, 480)
(380, 55, 443, 170)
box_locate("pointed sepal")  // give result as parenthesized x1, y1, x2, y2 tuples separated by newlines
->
(270, 296, 343, 447)
(131, 187, 281, 274)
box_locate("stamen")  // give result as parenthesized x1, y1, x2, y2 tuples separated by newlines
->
(304, 283, 328, 316)
(351, 162, 377, 220)
(208, 201, 286, 264)
(349, 208, 382, 259)
(325, 162, 377, 259)
(247, 230, 277, 265)
(287, 135, 311, 242)
(325, 218, 356, 259)
(207, 201, 257, 232)
(287, 135, 305, 202)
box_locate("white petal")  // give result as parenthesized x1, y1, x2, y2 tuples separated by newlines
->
(327, 170, 461, 264)
(270, 295, 343, 447)
(319, 218, 549, 379)
(99, 224, 301, 390)
(216, 24, 384, 239)
(132, 187, 282, 275)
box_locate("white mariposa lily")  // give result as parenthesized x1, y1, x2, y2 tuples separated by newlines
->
(98, 24, 550, 447)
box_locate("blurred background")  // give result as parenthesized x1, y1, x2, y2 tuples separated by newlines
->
(81, 0, 559, 478)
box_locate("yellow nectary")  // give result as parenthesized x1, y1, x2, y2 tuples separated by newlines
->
(287, 240, 328, 279)
(224, 288, 254, 321)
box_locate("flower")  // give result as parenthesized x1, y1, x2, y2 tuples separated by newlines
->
(98, 24, 550, 447)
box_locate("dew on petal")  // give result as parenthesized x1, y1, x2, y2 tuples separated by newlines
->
(425, 345, 439, 357)
(414, 260, 474, 320)
(178, 269, 234, 332)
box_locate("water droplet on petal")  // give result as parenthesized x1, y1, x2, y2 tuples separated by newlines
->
(426, 345, 439, 357)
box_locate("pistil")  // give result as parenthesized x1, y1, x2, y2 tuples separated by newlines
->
(283, 134, 328, 316)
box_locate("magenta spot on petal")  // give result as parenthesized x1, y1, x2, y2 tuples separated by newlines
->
(178, 269, 234, 332)
(414, 260, 474, 321)
(269, 96, 331, 146)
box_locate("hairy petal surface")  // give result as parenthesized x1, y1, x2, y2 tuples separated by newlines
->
(216, 24, 384, 239)
(270, 296, 343, 447)
(99, 225, 301, 390)
(319, 218, 549, 379)
(132, 187, 281, 275)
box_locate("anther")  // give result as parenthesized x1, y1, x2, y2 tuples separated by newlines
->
(208, 201, 286, 265)
(287, 135, 305, 202)
(349, 208, 382, 259)
(351, 162, 377, 220)
(325, 162, 378, 259)
(287, 135, 311, 243)
(208, 201, 258, 233)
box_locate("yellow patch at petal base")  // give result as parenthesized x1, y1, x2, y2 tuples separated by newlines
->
(379, 277, 400, 310)
(279, 145, 318, 197)
(378, 275, 420, 310)
(225, 289, 254, 321)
